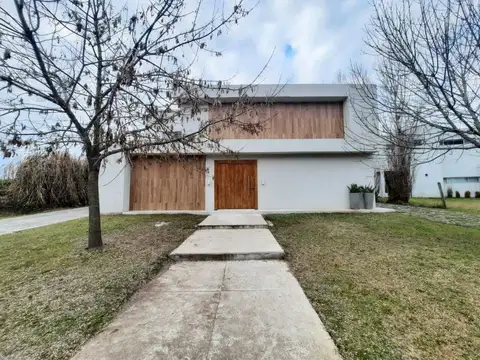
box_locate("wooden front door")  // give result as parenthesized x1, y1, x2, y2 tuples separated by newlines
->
(214, 160, 258, 209)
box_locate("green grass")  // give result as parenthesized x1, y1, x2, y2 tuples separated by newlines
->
(408, 197, 480, 215)
(269, 213, 480, 360)
(0, 214, 203, 360)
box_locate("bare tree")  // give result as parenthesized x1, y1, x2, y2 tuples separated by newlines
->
(347, 0, 480, 201)
(0, 0, 266, 248)
(348, 60, 425, 202)
(362, 0, 480, 150)
(334, 69, 349, 84)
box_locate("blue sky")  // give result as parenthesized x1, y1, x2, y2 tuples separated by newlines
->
(0, 0, 373, 172)
(283, 44, 296, 59)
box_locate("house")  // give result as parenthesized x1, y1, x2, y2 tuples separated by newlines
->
(412, 141, 480, 197)
(375, 136, 480, 199)
(98, 84, 378, 214)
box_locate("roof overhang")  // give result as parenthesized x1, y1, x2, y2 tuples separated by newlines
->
(177, 83, 365, 105)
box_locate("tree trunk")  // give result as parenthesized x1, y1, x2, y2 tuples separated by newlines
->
(87, 165, 103, 249)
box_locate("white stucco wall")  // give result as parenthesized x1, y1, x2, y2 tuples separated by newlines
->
(205, 154, 375, 211)
(99, 153, 131, 214)
(412, 149, 480, 197)
(412, 161, 444, 198)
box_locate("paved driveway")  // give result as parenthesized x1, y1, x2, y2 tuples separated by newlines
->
(0, 207, 88, 235)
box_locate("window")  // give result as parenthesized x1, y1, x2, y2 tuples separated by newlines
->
(443, 177, 480, 184)
(439, 139, 464, 146)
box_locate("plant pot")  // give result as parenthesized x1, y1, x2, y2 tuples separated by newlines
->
(349, 193, 364, 209)
(363, 193, 375, 209)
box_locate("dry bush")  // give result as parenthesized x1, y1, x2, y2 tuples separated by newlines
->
(0, 179, 12, 209)
(384, 170, 412, 203)
(0, 179, 11, 197)
(8, 152, 88, 210)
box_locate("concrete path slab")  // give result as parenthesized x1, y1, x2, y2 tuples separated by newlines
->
(72, 261, 342, 360)
(0, 207, 88, 235)
(170, 229, 284, 261)
(198, 212, 268, 229)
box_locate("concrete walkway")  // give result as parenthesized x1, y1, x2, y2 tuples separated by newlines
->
(72, 212, 342, 360)
(0, 207, 88, 235)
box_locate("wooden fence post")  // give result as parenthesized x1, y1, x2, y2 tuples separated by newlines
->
(437, 182, 447, 209)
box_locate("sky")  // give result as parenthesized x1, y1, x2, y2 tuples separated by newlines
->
(0, 0, 374, 172)
(188, 0, 373, 84)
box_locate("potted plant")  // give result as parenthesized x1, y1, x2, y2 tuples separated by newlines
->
(362, 185, 376, 210)
(348, 184, 364, 209)
(348, 184, 376, 210)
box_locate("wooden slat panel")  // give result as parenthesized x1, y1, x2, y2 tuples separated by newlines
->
(209, 102, 344, 140)
(214, 160, 257, 209)
(129, 156, 205, 210)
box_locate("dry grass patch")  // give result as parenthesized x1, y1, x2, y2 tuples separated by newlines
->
(268, 213, 480, 360)
(0, 210, 18, 219)
(0, 214, 203, 360)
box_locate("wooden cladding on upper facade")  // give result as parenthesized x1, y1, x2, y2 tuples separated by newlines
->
(129, 156, 205, 211)
(208, 102, 344, 140)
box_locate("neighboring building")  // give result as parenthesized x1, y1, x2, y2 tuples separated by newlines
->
(376, 137, 480, 199)
(412, 140, 480, 198)
(99, 84, 378, 214)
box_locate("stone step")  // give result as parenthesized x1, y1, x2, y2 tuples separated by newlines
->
(170, 229, 284, 261)
(196, 224, 270, 230)
(197, 213, 268, 230)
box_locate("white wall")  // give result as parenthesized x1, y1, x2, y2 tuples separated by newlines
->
(99, 153, 131, 214)
(208, 138, 372, 154)
(205, 154, 375, 211)
(412, 161, 444, 197)
(412, 149, 480, 197)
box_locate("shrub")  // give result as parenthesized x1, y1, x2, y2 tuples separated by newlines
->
(348, 184, 375, 193)
(0, 179, 12, 197)
(8, 152, 88, 210)
(476, 191, 480, 199)
(0, 179, 13, 210)
(455, 191, 461, 198)
(384, 170, 411, 203)
(446, 187, 453, 198)
(348, 184, 363, 193)
(465, 190, 471, 198)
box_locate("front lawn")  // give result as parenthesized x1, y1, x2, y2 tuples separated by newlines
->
(269, 213, 480, 360)
(0, 214, 202, 360)
(409, 197, 480, 215)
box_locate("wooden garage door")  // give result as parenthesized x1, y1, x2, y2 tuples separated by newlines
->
(129, 156, 205, 210)
(214, 160, 257, 209)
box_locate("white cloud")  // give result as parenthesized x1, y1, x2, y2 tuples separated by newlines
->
(189, 0, 374, 84)
(341, 0, 358, 13)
